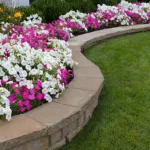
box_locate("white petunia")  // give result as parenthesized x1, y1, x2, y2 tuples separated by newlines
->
(45, 94, 52, 102)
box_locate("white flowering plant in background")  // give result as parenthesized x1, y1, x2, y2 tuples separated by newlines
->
(59, 10, 88, 32)
(21, 14, 42, 27)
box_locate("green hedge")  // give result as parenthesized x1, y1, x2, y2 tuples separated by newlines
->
(93, 0, 149, 5)
(31, 0, 95, 22)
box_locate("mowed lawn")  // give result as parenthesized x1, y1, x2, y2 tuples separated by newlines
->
(60, 32, 150, 150)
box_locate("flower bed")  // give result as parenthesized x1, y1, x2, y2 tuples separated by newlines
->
(0, 15, 75, 121)
(0, 0, 150, 121)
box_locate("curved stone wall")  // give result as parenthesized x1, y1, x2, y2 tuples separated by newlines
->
(0, 24, 150, 150)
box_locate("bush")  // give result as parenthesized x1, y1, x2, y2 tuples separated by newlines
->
(92, 0, 137, 6)
(31, 0, 70, 22)
(31, 0, 96, 22)
(66, 0, 95, 13)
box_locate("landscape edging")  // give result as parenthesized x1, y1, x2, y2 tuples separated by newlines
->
(0, 24, 150, 150)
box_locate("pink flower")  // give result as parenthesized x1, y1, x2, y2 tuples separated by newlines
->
(132, 21, 136, 25)
(30, 88, 35, 94)
(1, 80, 6, 85)
(10, 82, 17, 88)
(22, 91, 29, 100)
(14, 88, 21, 95)
(18, 100, 24, 107)
(34, 85, 41, 91)
(20, 107, 26, 113)
(8, 94, 16, 104)
(113, 21, 117, 25)
(24, 100, 31, 110)
(36, 80, 42, 86)
(43, 64, 47, 69)
(29, 94, 35, 100)
(22, 86, 28, 92)
(36, 93, 43, 100)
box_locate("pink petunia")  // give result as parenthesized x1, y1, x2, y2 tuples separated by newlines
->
(29, 94, 35, 100)
(34, 85, 41, 91)
(8, 94, 16, 104)
(22, 91, 29, 100)
(18, 100, 24, 107)
(36, 93, 43, 100)
(10, 82, 17, 88)
(20, 107, 26, 113)
(14, 88, 21, 95)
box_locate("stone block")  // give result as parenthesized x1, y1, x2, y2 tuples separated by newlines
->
(50, 130, 62, 146)
(74, 66, 104, 78)
(66, 128, 81, 142)
(25, 102, 80, 135)
(62, 120, 78, 138)
(49, 139, 66, 150)
(72, 51, 95, 68)
(55, 88, 96, 109)
(11, 136, 49, 150)
(0, 115, 47, 150)
(69, 76, 104, 92)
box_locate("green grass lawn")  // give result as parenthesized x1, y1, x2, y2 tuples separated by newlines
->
(60, 32, 150, 150)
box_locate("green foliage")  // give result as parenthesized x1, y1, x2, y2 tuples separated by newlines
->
(92, 0, 118, 5)
(31, 0, 96, 22)
(31, 0, 70, 22)
(92, 0, 137, 6)
(66, 0, 95, 13)
(30, 0, 35, 4)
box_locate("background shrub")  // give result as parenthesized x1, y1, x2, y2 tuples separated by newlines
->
(92, 0, 137, 6)
(31, 0, 95, 22)
(65, 0, 95, 13)
(31, 0, 70, 22)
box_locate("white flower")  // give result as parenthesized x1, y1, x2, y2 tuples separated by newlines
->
(21, 60, 26, 66)
(21, 14, 42, 28)
(0, 88, 11, 121)
(37, 64, 43, 69)
(42, 88, 49, 94)
(45, 94, 52, 102)
(42, 81, 50, 88)
(25, 65, 31, 71)
(3, 76, 8, 82)
(29, 69, 39, 75)
(49, 88, 56, 95)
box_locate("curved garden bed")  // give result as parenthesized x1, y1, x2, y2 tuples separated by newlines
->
(0, 24, 150, 150)
(1, 0, 150, 149)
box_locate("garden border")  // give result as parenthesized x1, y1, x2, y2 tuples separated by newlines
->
(0, 24, 150, 150)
